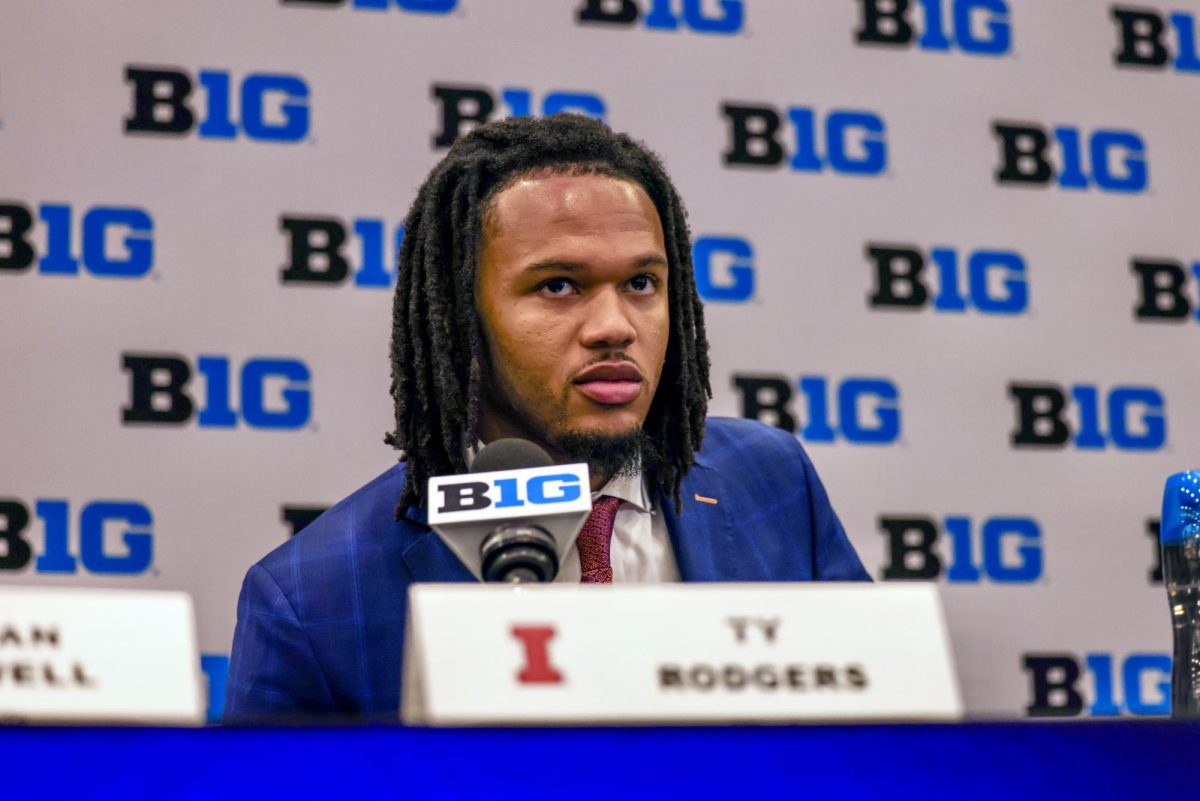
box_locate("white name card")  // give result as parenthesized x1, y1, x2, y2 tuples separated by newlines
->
(0, 586, 204, 724)
(402, 583, 961, 725)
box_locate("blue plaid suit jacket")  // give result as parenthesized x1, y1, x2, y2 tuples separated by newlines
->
(223, 417, 870, 721)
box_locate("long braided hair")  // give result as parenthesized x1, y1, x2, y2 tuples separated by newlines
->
(385, 114, 710, 513)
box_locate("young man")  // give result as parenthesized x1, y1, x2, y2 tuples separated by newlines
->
(225, 115, 868, 721)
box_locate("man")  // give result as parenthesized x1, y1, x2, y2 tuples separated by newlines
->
(225, 115, 868, 721)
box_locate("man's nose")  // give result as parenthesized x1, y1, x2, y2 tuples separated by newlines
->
(579, 286, 637, 349)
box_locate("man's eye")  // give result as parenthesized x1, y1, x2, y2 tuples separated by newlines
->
(539, 278, 575, 296)
(627, 274, 658, 294)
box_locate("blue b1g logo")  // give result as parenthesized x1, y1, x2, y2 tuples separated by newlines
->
(122, 354, 313, 430)
(0, 499, 154, 575)
(867, 244, 1028, 315)
(722, 104, 888, 176)
(1024, 652, 1171, 717)
(576, 0, 744, 35)
(880, 516, 1042, 582)
(734, 375, 901, 445)
(0, 202, 154, 278)
(856, 0, 1011, 55)
(994, 123, 1148, 194)
(1009, 383, 1166, 451)
(693, 236, 754, 302)
(124, 67, 310, 143)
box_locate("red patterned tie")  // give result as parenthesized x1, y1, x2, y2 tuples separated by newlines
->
(577, 495, 621, 584)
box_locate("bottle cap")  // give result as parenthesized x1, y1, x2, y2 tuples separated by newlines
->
(1161, 470, 1200, 544)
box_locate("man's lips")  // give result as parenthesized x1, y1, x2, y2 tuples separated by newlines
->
(573, 362, 644, 406)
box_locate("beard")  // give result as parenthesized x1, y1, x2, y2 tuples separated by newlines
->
(555, 428, 653, 483)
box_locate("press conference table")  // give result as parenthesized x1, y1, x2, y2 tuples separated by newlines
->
(6, 720, 1198, 799)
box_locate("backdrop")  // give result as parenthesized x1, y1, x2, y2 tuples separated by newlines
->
(3, 0, 1196, 721)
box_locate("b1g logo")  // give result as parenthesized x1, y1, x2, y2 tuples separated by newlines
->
(866, 244, 1027, 315)
(733, 375, 901, 445)
(1132, 258, 1200, 323)
(433, 84, 606, 148)
(122, 354, 312, 430)
(431, 467, 586, 518)
(0, 202, 154, 278)
(280, 215, 754, 302)
(855, 0, 1011, 56)
(279, 0, 455, 11)
(575, 0, 743, 35)
(1023, 652, 1170, 717)
(124, 67, 310, 143)
(1008, 383, 1166, 451)
(879, 516, 1042, 583)
(0, 499, 153, 575)
(722, 104, 888, 176)
(993, 122, 1148, 194)
(1112, 6, 1200, 72)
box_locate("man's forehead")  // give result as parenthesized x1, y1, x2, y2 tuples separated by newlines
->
(483, 172, 662, 241)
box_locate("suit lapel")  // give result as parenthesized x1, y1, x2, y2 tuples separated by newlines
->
(662, 462, 745, 581)
(399, 506, 475, 583)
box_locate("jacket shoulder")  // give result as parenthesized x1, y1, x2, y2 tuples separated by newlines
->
(697, 416, 807, 469)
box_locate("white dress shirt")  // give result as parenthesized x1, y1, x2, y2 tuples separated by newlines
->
(553, 467, 680, 584)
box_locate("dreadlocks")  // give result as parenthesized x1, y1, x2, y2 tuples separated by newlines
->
(385, 114, 711, 514)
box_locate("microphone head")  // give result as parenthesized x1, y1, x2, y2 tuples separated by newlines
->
(470, 438, 554, 474)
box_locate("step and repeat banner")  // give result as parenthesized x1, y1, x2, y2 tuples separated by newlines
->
(3, 0, 1197, 721)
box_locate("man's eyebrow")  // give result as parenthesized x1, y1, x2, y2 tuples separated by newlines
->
(521, 255, 669, 274)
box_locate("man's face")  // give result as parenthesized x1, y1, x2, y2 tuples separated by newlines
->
(476, 171, 670, 466)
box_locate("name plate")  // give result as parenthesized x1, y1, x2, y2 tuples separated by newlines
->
(402, 584, 961, 725)
(0, 586, 204, 724)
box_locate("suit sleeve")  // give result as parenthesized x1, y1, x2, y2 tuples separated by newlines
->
(223, 562, 335, 722)
(793, 441, 872, 581)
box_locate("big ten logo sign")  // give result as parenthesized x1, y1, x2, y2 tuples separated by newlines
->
(733, 375, 901, 445)
(992, 122, 1148, 194)
(0, 202, 154, 278)
(124, 67, 310, 143)
(279, 214, 756, 302)
(1023, 652, 1171, 717)
(1112, 6, 1200, 73)
(1132, 258, 1200, 323)
(435, 473, 583, 515)
(121, 354, 312, 430)
(879, 516, 1042, 583)
(1008, 383, 1166, 452)
(279, 0, 455, 11)
(575, 0, 743, 35)
(432, 84, 606, 148)
(855, 0, 1011, 56)
(865, 243, 1028, 315)
(0, 499, 153, 575)
(721, 104, 888, 176)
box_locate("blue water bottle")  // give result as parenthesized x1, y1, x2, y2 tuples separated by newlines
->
(1162, 470, 1200, 717)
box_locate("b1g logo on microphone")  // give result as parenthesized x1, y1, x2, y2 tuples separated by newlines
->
(430, 465, 590, 523)
(1008, 383, 1166, 451)
(0, 498, 154, 575)
(856, 0, 1011, 56)
(122, 353, 312, 430)
(433, 84, 606, 149)
(993, 122, 1148, 194)
(866, 243, 1028, 315)
(1023, 652, 1170, 717)
(722, 104, 888, 176)
(879, 516, 1042, 583)
(279, 0, 456, 12)
(0, 202, 154, 279)
(733, 375, 901, 445)
(575, 0, 743, 35)
(1112, 6, 1200, 73)
(124, 66, 310, 143)
(1132, 258, 1200, 323)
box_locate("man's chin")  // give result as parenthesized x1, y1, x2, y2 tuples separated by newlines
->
(553, 427, 649, 482)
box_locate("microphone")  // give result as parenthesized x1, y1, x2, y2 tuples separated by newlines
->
(427, 439, 592, 583)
